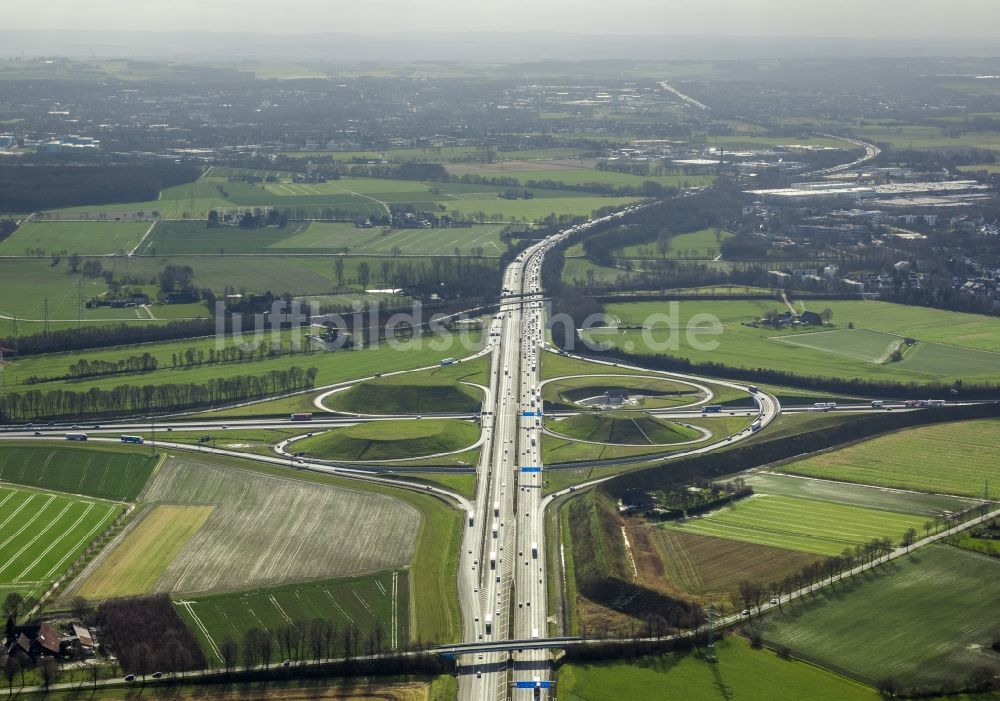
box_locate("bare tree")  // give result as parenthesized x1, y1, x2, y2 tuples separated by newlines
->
(4, 653, 19, 696)
(259, 629, 274, 669)
(219, 637, 238, 675)
(39, 658, 60, 691)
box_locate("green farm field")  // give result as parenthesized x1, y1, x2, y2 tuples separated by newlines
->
(294, 419, 480, 461)
(0, 484, 122, 599)
(176, 570, 408, 664)
(763, 545, 1000, 689)
(666, 494, 927, 556)
(776, 418, 1000, 498)
(0, 219, 153, 256)
(587, 299, 1000, 383)
(557, 636, 879, 701)
(0, 444, 156, 501)
(797, 299, 1000, 352)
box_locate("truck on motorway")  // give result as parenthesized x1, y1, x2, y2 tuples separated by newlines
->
(871, 400, 884, 408)
(468, 511, 475, 527)
(440, 358, 456, 366)
(490, 552, 496, 570)
(927, 399, 945, 407)
(484, 615, 492, 635)
(120, 435, 144, 444)
(748, 385, 758, 393)
(289, 413, 313, 421)
(493, 501, 500, 517)
(701, 405, 722, 413)
(65, 433, 88, 441)
(531, 628, 539, 639)
(531, 542, 538, 559)
(750, 419, 762, 432)
(492, 522, 499, 538)
(813, 402, 837, 409)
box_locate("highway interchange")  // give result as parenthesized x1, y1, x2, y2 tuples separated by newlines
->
(0, 206, 979, 700)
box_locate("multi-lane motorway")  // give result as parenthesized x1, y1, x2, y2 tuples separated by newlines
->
(458, 207, 662, 700)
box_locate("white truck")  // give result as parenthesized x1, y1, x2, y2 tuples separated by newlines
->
(531, 542, 538, 559)
(484, 615, 492, 635)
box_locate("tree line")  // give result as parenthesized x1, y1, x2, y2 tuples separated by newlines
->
(0, 366, 318, 422)
(0, 319, 221, 357)
(0, 161, 201, 213)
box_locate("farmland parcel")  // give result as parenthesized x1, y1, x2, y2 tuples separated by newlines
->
(96, 455, 419, 594)
(763, 545, 1000, 691)
(0, 485, 121, 599)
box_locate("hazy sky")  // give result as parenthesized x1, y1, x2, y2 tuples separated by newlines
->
(7, 0, 1000, 36)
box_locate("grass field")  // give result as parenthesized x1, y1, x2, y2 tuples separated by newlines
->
(176, 570, 407, 663)
(49, 171, 639, 223)
(545, 413, 702, 445)
(744, 473, 977, 518)
(540, 352, 654, 381)
(0, 219, 153, 256)
(651, 529, 820, 596)
(763, 545, 1000, 689)
(666, 494, 928, 556)
(0, 485, 122, 599)
(846, 124, 1000, 151)
(587, 299, 1000, 383)
(149, 428, 304, 457)
(444, 161, 713, 190)
(271, 221, 510, 256)
(558, 635, 880, 701)
(776, 418, 1000, 499)
(294, 419, 480, 461)
(324, 374, 483, 415)
(543, 415, 751, 466)
(77, 504, 212, 599)
(541, 374, 700, 410)
(0, 444, 156, 501)
(129, 455, 419, 593)
(0, 259, 172, 335)
(616, 228, 733, 259)
(137, 219, 511, 257)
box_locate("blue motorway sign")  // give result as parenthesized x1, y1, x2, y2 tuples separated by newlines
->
(519, 466, 542, 473)
(515, 681, 553, 689)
